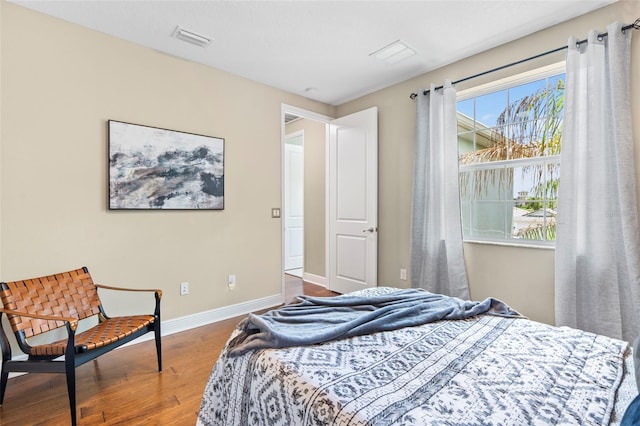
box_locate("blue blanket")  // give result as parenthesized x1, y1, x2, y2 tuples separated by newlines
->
(227, 288, 521, 357)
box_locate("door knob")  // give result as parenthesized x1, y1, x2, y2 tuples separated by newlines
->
(362, 227, 377, 233)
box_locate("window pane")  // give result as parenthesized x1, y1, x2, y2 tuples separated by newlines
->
(508, 121, 549, 158)
(509, 79, 548, 124)
(548, 76, 565, 118)
(458, 131, 475, 155)
(512, 162, 558, 241)
(458, 126, 510, 164)
(460, 168, 511, 202)
(460, 168, 514, 240)
(544, 163, 560, 200)
(478, 126, 508, 162)
(513, 199, 556, 241)
(477, 126, 502, 154)
(513, 165, 540, 200)
(469, 201, 511, 239)
(475, 90, 507, 128)
(459, 170, 475, 204)
(457, 99, 474, 123)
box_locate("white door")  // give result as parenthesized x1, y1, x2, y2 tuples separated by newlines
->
(328, 107, 378, 294)
(284, 135, 304, 271)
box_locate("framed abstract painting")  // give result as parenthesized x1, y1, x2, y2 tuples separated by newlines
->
(108, 120, 224, 210)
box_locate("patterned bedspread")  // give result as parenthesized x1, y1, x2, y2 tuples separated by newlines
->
(198, 294, 636, 425)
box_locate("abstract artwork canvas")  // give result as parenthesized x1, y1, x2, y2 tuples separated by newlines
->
(108, 120, 224, 210)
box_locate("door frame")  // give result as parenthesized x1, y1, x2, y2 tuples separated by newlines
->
(280, 104, 332, 302)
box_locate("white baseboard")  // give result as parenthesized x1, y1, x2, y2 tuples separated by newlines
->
(303, 272, 326, 287)
(127, 292, 283, 345)
(6, 292, 283, 376)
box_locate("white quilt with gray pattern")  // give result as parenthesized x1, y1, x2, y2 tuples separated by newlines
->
(198, 309, 634, 425)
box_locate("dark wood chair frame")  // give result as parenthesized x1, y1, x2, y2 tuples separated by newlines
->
(0, 266, 162, 425)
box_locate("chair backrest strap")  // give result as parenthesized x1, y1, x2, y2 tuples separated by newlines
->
(0, 267, 102, 338)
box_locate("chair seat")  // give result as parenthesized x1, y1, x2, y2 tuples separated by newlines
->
(30, 315, 155, 357)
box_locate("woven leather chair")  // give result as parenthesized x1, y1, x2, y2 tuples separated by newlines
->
(0, 266, 162, 425)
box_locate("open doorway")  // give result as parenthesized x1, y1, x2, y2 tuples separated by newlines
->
(284, 129, 304, 278)
(281, 105, 331, 300)
(281, 105, 378, 300)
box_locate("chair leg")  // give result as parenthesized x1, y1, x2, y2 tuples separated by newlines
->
(0, 319, 12, 404)
(65, 356, 77, 426)
(0, 370, 8, 404)
(155, 322, 162, 372)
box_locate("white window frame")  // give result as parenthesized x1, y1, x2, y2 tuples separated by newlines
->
(457, 62, 566, 248)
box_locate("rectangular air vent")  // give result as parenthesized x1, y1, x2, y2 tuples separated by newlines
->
(370, 40, 416, 64)
(172, 26, 212, 47)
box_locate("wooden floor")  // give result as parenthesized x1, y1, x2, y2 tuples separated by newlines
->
(0, 277, 337, 425)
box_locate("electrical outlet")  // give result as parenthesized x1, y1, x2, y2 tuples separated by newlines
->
(228, 274, 236, 289)
(180, 282, 189, 296)
(400, 269, 407, 281)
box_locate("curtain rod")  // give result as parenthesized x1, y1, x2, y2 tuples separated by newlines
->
(409, 18, 640, 99)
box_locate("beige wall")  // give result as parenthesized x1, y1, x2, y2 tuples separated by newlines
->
(0, 1, 3, 281)
(336, 0, 640, 324)
(285, 118, 326, 277)
(0, 2, 334, 326)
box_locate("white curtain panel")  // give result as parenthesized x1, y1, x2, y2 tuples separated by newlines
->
(410, 82, 470, 299)
(555, 22, 640, 342)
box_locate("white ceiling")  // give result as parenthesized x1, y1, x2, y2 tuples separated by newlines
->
(10, 0, 617, 106)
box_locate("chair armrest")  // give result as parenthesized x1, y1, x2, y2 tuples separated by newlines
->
(94, 284, 163, 298)
(94, 284, 162, 319)
(0, 307, 78, 331)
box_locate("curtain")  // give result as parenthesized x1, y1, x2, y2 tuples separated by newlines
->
(555, 22, 640, 342)
(410, 81, 470, 299)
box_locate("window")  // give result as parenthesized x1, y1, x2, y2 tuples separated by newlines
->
(457, 64, 565, 246)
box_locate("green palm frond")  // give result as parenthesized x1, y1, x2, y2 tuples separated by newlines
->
(516, 223, 557, 240)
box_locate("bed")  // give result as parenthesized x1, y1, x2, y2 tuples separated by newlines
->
(197, 287, 637, 425)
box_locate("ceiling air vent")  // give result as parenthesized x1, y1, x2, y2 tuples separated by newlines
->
(172, 26, 212, 47)
(370, 40, 416, 65)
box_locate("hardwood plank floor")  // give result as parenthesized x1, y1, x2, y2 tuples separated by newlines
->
(0, 279, 337, 425)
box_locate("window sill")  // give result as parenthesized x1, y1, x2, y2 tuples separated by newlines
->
(463, 239, 555, 250)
